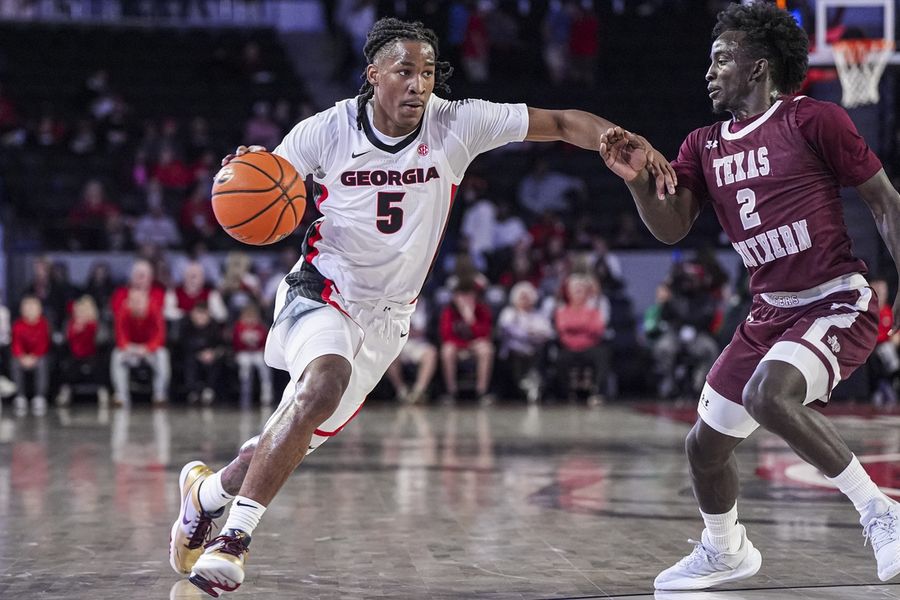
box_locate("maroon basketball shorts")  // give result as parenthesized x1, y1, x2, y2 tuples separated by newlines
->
(700, 273, 878, 438)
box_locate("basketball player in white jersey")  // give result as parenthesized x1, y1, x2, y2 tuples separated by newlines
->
(168, 18, 677, 597)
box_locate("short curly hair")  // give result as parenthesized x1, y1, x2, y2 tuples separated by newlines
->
(712, 1, 809, 93)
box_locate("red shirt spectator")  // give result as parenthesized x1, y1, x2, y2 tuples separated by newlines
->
(877, 304, 894, 344)
(569, 9, 599, 58)
(555, 274, 606, 352)
(67, 179, 120, 228)
(115, 300, 165, 352)
(12, 315, 50, 357)
(111, 283, 165, 316)
(67, 320, 98, 359)
(555, 304, 604, 352)
(233, 320, 267, 352)
(152, 147, 194, 189)
(440, 292, 492, 348)
(180, 185, 218, 241)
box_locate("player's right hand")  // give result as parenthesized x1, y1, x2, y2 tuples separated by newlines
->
(599, 127, 676, 200)
(221, 145, 268, 166)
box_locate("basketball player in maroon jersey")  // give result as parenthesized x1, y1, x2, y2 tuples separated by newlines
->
(600, 2, 900, 590)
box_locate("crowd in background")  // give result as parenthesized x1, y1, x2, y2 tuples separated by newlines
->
(0, 0, 898, 413)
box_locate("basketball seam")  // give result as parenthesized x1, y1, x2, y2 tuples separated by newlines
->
(229, 157, 289, 194)
(262, 172, 302, 243)
(212, 183, 279, 197)
(226, 172, 301, 237)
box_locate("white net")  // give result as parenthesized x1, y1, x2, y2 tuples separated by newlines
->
(832, 39, 894, 108)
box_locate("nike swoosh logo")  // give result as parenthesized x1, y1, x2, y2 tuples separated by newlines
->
(400, 331, 409, 338)
(235, 500, 258, 509)
(351, 150, 371, 158)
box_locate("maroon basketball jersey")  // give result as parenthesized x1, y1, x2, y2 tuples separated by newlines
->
(672, 95, 882, 294)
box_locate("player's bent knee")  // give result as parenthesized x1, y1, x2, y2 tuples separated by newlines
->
(742, 378, 796, 426)
(238, 436, 259, 461)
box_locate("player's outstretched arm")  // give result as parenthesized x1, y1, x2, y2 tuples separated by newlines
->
(525, 108, 676, 197)
(857, 169, 900, 332)
(599, 127, 700, 244)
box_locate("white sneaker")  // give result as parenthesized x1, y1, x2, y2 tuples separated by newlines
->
(862, 498, 900, 581)
(31, 396, 47, 417)
(654, 524, 762, 590)
(169, 461, 224, 574)
(13, 395, 27, 417)
(55, 385, 72, 407)
(0, 376, 16, 398)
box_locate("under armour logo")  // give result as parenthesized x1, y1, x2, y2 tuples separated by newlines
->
(702, 394, 710, 408)
(827, 335, 841, 354)
(705, 140, 718, 149)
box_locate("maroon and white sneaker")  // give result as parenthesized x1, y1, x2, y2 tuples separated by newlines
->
(189, 530, 251, 597)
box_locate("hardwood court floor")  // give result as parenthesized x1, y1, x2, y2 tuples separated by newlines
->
(1, 400, 899, 599)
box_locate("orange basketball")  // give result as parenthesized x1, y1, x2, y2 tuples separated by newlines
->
(211, 152, 306, 245)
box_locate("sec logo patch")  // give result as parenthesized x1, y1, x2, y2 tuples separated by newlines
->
(417, 143, 429, 157)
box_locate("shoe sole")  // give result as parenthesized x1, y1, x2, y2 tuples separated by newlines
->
(879, 557, 900, 582)
(655, 546, 762, 591)
(169, 460, 207, 574)
(189, 572, 240, 598)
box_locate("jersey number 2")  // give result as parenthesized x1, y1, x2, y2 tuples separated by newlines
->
(376, 192, 405, 234)
(737, 188, 761, 230)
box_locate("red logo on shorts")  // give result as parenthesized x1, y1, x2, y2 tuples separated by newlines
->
(417, 143, 429, 157)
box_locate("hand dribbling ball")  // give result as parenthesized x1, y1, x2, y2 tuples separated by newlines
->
(211, 152, 306, 245)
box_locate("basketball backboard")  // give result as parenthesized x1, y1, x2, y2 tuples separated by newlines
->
(807, 0, 900, 66)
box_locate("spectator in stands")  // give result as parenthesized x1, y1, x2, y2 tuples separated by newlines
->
(261, 247, 299, 312)
(871, 278, 899, 407)
(240, 40, 277, 86)
(24, 256, 74, 331)
(650, 261, 720, 399)
(244, 100, 283, 151)
(181, 302, 225, 405)
(554, 273, 609, 405)
(165, 260, 227, 324)
(0, 81, 20, 135)
(69, 118, 97, 155)
(110, 259, 166, 317)
(219, 251, 262, 319)
(460, 183, 496, 269)
(84, 261, 117, 318)
(517, 157, 586, 216)
(542, 0, 573, 85)
(439, 277, 494, 403)
(10, 295, 50, 416)
(133, 195, 182, 249)
(587, 234, 624, 295)
(111, 288, 169, 407)
(233, 302, 272, 407)
(152, 146, 194, 190)
(55, 295, 108, 407)
(568, 5, 599, 87)
(498, 281, 553, 403)
(386, 297, 437, 404)
(461, 0, 491, 82)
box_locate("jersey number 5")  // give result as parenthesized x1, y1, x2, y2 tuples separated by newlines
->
(736, 188, 761, 230)
(376, 192, 405, 234)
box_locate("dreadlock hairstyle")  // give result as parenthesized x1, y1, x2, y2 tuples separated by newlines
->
(712, 1, 809, 94)
(355, 17, 454, 130)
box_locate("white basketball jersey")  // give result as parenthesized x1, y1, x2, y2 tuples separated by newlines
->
(273, 95, 528, 308)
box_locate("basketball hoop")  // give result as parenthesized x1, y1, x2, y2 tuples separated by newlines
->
(832, 39, 894, 108)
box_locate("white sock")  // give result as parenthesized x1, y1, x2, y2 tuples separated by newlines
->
(701, 503, 741, 553)
(198, 471, 234, 513)
(827, 455, 889, 514)
(222, 496, 266, 536)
